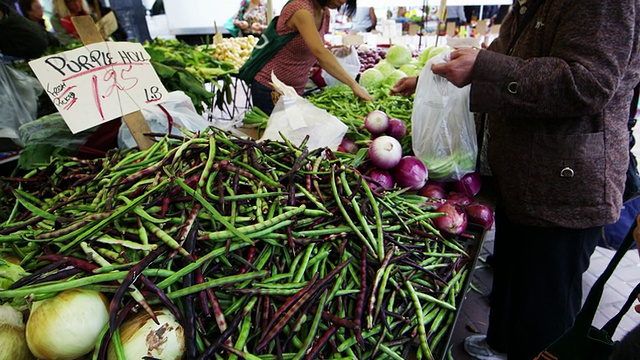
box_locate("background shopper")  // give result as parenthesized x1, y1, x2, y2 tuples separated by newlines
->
(19, 0, 47, 29)
(232, 0, 269, 37)
(392, 0, 640, 358)
(0, 1, 52, 59)
(18, 0, 60, 48)
(349, 6, 376, 33)
(51, 0, 127, 45)
(250, 0, 372, 115)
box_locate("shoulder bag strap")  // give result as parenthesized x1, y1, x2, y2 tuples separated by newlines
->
(601, 281, 640, 336)
(573, 219, 638, 336)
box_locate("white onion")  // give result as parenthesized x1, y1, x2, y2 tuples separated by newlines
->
(26, 289, 109, 360)
(364, 110, 390, 135)
(0, 304, 34, 360)
(108, 307, 185, 360)
(368, 135, 403, 170)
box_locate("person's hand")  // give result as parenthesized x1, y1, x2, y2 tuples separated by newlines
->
(390, 76, 418, 97)
(237, 20, 249, 30)
(636, 293, 640, 313)
(328, 45, 350, 58)
(251, 22, 264, 33)
(352, 84, 374, 102)
(431, 47, 480, 88)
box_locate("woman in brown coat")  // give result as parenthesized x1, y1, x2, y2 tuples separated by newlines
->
(393, 0, 640, 358)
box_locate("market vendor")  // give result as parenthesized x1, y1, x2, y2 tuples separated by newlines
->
(0, 1, 54, 59)
(246, 0, 373, 115)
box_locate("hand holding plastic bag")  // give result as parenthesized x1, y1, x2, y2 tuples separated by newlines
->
(259, 73, 347, 151)
(411, 50, 477, 181)
(321, 46, 361, 88)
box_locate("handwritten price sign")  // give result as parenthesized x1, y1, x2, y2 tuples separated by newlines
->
(29, 42, 168, 134)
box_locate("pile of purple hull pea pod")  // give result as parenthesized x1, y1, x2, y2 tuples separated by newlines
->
(0, 126, 490, 360)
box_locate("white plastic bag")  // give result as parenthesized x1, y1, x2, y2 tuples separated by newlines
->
(118, 91, 211, 149)
(259, 73, 347, 151)
(0, 61, 43, 146)
(411, 50, 477, 181)
(321, 46, 361, 88)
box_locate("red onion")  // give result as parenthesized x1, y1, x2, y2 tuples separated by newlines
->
(338, 137, 358, 154)
(368, 168, 394, 191)
(465, 203, 495, 230)
(446, 192, 474, 206)
(386, 118, 407, 140)
(391, 156, 428, 190)
(364, 110, 390, 136)
(426, 179, 449, 191)
(452, 171, 482, 197)
(368, 135, 403, 170)
(433, 202, 467, 236)
(418, 183, 447, 200)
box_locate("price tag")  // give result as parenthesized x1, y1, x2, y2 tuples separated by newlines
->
(28, 41, 167, 134)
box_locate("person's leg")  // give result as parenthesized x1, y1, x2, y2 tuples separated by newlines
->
(250, 81, 275, 116)
(497, 221, 599, 360)
(484, 204, 513, 353)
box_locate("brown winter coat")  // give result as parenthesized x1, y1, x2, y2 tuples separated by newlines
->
(470, 0, 640, 228)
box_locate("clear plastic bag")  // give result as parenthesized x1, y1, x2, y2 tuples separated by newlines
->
(321, 46, 361, 88)
(259, 73, 347, 151)
(411, 50, 477, 181)
(0, 60, 43, 146)
(19, 112, 95, 149)
(118, 91, 212, 149)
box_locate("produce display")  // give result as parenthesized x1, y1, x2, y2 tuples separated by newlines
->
(143, 38, 238, 113)
(201, 36, 260, 70)
(0, 128, 484, 360)
(356, 45, 387, 72)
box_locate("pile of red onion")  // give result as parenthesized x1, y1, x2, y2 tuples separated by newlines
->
(344, 109, 494, 238)
(417, 172, 495, 235)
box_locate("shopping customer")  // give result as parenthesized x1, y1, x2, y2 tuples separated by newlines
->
(18, 0, 60, 48)
(0, 1, 52, 59)
(19, 0, 48, 29)
(349, 6, 376, 33)
(231, 0, 269, 37)
(51, 0, 127, 45)
(392, 0, 640, 359)
(249, 0, 373, 115)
